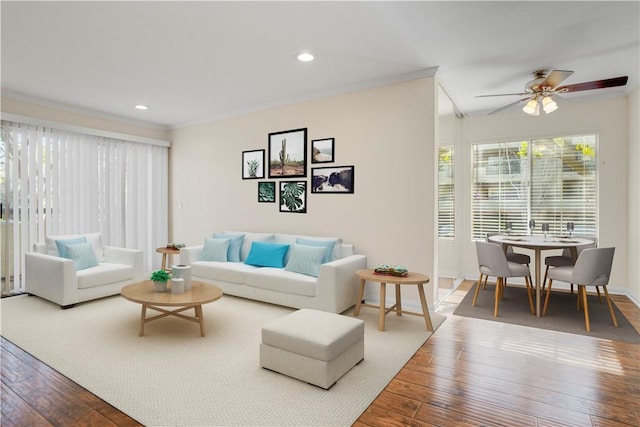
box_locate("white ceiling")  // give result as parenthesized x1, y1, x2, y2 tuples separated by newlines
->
(2, 1, 639, 129)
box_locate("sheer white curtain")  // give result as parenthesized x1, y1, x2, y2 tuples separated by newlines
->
(1, 120, 168, 292)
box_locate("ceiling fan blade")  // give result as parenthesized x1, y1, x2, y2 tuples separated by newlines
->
(540, 70, 574, 89)
(476, 92, 529, 98)
(488, 97, 531, 115)
(557, 76, 628, 93)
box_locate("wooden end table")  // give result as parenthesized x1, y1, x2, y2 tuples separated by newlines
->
(354, 269, 433, 332)
(156, 247, 180, 271)
(121, 280, 222, 337)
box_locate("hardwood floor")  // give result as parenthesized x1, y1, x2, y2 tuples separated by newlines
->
(355, 282, 640, 427)
(1, 336, 142, 426)
(2, 282, 639, 426)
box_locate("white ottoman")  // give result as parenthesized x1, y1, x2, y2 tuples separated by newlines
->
(260, 308, 365, 389)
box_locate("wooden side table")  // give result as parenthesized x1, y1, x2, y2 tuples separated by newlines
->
(354, 269, 433, 332)
(156, 247, 180, 271)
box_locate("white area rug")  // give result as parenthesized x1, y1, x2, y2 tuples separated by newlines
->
(1, 294, 444, 426)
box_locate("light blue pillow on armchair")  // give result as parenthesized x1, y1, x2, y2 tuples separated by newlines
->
(244, 241, 290, 268)
(213, 233, 244, 262)
(65, 242, 99, 270)
(55, 237, 88, 259)
(285, 244, 326, 277)
(200, 238, 230, 262)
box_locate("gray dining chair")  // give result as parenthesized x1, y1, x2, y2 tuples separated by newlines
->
(473, 241, 535, 317)
(542, 247, 617, 332)
(482, 233, 531, 290)
(542, 237, 598, 297)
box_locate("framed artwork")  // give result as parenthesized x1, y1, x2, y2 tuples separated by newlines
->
(311, 165, 355, 193)
(258, 181, 276, 203)
(268, 128, 307, 178)
(279, 181, 307, 213)
(311, 138, 335, 163)
(242, 149, 265, 179)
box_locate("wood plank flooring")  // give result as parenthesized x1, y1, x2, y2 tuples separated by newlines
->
(1, 336, 142, 426)
(2, 282, 639, 426)
(355, 282, 640, 427)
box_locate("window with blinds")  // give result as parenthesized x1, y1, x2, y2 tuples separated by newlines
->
(472, 135, 597, 240)
(438, 146, 454, 238)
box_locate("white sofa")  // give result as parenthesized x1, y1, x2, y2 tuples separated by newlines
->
(25, 232, 144, 308)
(180, 231, 367, 314)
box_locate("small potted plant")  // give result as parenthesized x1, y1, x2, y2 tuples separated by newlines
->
(150, 269, 171, 292)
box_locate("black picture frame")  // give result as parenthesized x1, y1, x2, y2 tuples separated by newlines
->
(311, 166, 355, 193)
(311, 138, 335, 163)
(279, 181, 307, 213)
(258, 181, 276, 203)
(242, 149, 265, 179)
(268, 128, 307, 178)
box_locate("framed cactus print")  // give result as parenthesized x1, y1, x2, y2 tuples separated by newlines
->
(268, 128, 307, 178)
(242, 149, 265, 179)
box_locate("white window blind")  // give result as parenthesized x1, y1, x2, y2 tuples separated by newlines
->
(1, 120, 168, 292)
(438, 146, 454, 238)
(471, 135, 597, 240)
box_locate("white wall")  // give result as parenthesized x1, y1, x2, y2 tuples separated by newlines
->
(170, 77, 437, 306)
(463, 97, 631, 295)
(628, 87, 640, 304)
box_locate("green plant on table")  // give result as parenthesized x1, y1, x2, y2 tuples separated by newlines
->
(150, 270, 171, 282)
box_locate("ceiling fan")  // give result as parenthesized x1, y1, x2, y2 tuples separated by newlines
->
(477, 70, 628, 115)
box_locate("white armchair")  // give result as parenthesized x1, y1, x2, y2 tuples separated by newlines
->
(25, 233, 144, 308)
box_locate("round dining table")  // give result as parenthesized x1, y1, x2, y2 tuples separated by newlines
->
(487, 234, 594, 317)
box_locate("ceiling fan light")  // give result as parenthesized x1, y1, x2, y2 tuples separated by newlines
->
(542, 96, 558, 114)
(523, 98, 539, 115)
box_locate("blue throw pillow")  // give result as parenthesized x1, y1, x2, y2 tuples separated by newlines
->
(285, 244, 326, 277)
(65, 242, 99, 270)
(244, 241, 290, 268)
(213, 233, 244, 262)
(55, 237, 88, 259)
(200, 238, 230, 262)
(296, 237, 337, 264)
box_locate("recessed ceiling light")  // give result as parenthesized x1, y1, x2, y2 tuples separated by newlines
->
(296, 52, 314, 62)
(135, 104, 148, 110)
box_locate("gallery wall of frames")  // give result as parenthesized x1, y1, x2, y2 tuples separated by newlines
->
(242, 127, 354, 213)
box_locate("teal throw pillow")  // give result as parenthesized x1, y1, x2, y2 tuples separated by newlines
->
(244, 241, 290, 268)
(55, 237, 88, 259)
(285, 244, 326, 277)
(65, 242, 99, 270)
(296, 237, 337, 264)
(200, 238, 230, 262)
(213, 233, 244, 262)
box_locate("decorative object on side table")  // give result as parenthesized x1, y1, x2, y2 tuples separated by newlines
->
(374, 264, 409, 277)
(150, 270, 171, 292)
(166, 243, 186, 250)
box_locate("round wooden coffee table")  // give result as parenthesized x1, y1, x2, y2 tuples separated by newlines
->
(121, 280, 222, 337)
(354, 269, 433, 332)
